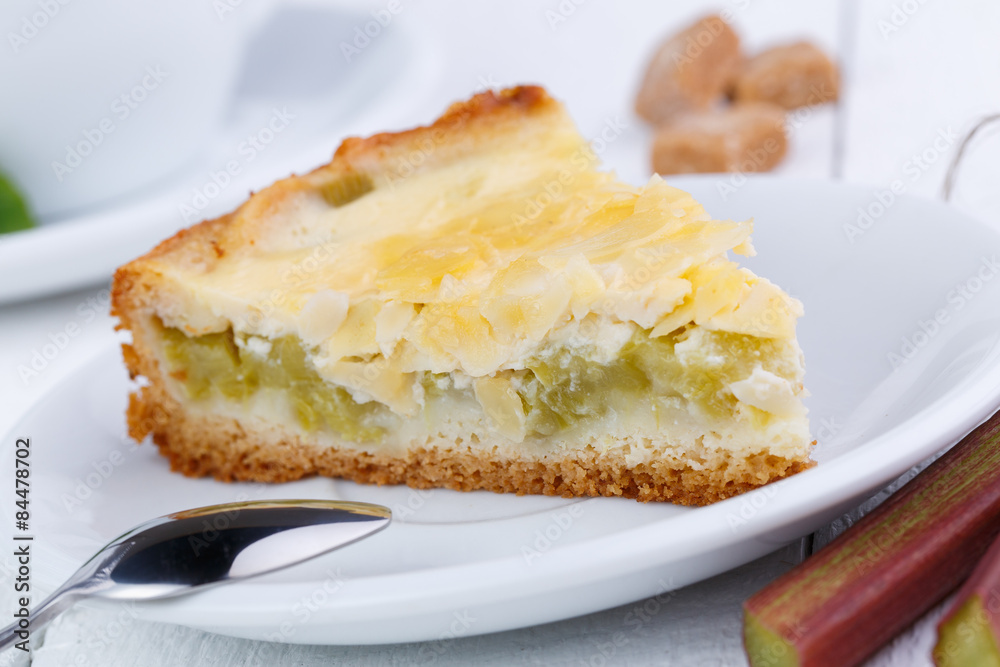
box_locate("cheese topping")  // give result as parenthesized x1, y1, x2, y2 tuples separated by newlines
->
(151, 103, 802, 392)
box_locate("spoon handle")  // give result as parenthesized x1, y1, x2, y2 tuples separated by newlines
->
(0, 585, 81, 652)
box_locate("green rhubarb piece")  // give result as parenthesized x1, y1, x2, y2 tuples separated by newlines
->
(0, 172, 34, 234)
(160, 324, 389, 443)
(743, 409, 1000, 667)
(744, 611, 798, 667)
(319, 171, 374, 207)
(935, 596, 1000, 666)
(934, 521, 1000, 665)
(517, 328, 797, 435)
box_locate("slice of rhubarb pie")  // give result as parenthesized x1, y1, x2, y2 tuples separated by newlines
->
(112, 86, 812, 506)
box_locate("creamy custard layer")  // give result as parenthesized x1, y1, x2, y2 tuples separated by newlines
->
(159, 317, 807, 462)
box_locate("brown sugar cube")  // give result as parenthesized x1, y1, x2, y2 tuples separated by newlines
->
(733, 41, 840, 110)
(651, 103, 787, 175)
(635, 14, 742, 124)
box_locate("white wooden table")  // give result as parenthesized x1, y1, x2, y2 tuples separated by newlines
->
(2, 0, 999, 664)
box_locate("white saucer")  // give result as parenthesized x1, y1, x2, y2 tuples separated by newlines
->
(4, 176, 1000, 644)
(0, 4, 442, 304)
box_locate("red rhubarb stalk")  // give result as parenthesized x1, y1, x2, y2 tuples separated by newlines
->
(934, 529, 1000, 666)
(743, 409, 1000, 667)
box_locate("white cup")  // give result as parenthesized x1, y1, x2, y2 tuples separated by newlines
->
(0, 0, 272, 219)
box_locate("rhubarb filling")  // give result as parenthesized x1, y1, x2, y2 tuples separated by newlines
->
(159, 319, 804, 453)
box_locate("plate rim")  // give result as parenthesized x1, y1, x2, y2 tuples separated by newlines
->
(7, 176, 1000, 643)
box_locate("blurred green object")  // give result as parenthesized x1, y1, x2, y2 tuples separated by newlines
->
(0, 173, 35, 234)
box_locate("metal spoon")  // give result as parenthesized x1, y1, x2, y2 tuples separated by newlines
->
(0, 499, 390, 650)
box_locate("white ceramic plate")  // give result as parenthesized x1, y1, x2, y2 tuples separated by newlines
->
(0, 4, 442, 304)
(4, 176, 1000, 645)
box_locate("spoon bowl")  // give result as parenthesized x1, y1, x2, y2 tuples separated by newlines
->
(0, 499, 391, 650)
